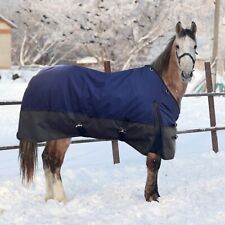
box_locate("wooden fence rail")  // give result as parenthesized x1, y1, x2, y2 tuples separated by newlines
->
(0, 138, 107, 151)
(184, 93, 225, 97)
(0, 62, 224, 155)
(0, 101, 21, 105)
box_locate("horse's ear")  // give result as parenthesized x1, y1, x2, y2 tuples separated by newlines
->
(190, 21, 197, 34)
(176, 21, 183, 35)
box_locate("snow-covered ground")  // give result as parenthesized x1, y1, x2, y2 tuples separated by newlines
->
(0, 71, 225, 225)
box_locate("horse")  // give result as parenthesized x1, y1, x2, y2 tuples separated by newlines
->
(17, 21, 197, 202)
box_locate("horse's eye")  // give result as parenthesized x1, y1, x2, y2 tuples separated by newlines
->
(176, 45, 180, 50)
(194, 45, 197, 49)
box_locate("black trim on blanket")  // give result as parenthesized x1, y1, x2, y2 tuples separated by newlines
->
(17, 111, 158, 156)
(17, 108, 177, 159)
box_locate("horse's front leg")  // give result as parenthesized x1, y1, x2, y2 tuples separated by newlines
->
(145, 152, 161, 202)
(42, 138, 71, 202)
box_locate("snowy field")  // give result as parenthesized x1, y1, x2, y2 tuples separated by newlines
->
(0, 71, 225, 225)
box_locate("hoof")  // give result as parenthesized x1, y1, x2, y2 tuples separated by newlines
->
(45, 196, 67, 203)
(54, 192, 67, 203)
(145, 191, 160, 202)
(45, 195, 54, 202)
(55, 197, 67, 203)
(45, 194, 66, 203)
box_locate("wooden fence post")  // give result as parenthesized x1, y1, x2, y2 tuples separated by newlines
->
(103, 61, 120, 164)
(205, 62, 219, 153)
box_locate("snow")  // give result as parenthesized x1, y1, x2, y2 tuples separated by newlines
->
(0, 71, 225, 225)
(76, 57, 98, 64)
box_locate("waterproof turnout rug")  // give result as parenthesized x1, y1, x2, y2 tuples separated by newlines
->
(17, 65, 180, 159)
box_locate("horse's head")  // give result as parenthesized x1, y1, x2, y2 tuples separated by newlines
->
(175, 21, 197, 83)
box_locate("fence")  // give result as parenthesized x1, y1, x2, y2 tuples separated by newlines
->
(0, 62, 225, 162)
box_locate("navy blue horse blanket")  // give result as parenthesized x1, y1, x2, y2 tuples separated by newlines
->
(17, 65, 179, 159)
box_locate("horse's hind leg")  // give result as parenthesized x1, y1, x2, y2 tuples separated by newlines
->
(42, 138, 71, 202)
(145, 152, 161, 202)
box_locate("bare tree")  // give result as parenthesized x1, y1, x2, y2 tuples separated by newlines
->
(10, 0, 170, 68)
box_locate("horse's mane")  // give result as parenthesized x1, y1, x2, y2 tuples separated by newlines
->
(150, 36, 175, 77)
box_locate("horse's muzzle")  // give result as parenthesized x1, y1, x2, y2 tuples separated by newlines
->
(181, 71, 193, 82)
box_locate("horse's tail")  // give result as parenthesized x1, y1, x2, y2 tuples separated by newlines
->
(19, 141, 38, 183)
